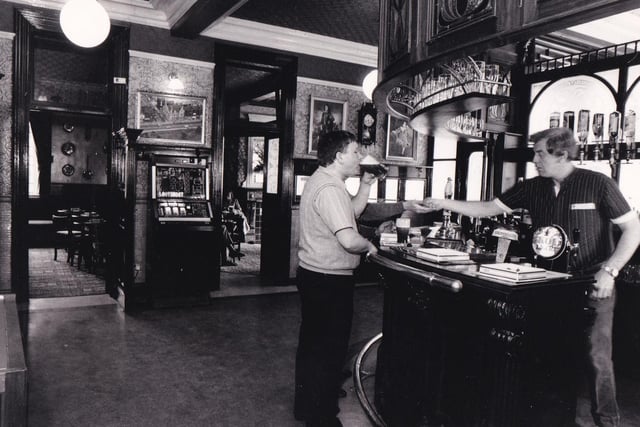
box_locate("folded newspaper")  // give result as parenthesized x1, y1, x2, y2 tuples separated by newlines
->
(479, 263, 546, 280)
(416, 247, 470, 263)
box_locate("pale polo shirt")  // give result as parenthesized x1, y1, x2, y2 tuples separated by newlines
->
(298, 167, 361, 275)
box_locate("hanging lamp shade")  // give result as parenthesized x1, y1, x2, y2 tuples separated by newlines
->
(362, 69, 378, 101)
(60, 0, 111, 48)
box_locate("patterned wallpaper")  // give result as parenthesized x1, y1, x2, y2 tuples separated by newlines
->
(0, 37, 12, 197)
(294, 80, 428, 165)
(0, 36, 13, 291)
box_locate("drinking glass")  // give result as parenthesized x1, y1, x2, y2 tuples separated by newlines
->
(549, 112, 560, 128)
(484, 64, 500, 94)
(471, 59, 485, 92)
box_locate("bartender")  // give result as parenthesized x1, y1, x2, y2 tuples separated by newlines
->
(422, 127, 640, 427)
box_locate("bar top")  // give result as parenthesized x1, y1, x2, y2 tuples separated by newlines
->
(371, 246, 590, 294)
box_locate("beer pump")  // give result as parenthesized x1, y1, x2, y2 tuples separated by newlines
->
(437, 177, 455, 238)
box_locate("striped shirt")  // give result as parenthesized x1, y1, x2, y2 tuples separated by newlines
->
(496, 168, 634, 272)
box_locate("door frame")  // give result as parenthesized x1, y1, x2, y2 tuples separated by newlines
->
(213, 44, 298, 285)
(12, 9, 131, 302)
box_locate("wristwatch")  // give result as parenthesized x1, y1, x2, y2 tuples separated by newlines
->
(602, 265, 619, 278)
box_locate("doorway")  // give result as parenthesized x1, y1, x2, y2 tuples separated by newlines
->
(27, 110, 110, 298)
(12, 9, 130, 303)
(213, 44, 297, 294)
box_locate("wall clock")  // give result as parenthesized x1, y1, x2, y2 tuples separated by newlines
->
(358, 102, 377, 145)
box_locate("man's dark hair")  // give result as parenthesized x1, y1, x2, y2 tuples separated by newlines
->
(317, 130, 357, 166)
(530, 127, 579, 160)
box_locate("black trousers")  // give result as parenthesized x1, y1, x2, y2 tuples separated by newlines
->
(294, 267, 355, 421)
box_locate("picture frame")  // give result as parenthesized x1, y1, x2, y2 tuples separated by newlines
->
(246, 136, 265, 189)
(136, 91, 206, 145)
(385, 115, 417, 161)
(308, 96, 348, 154)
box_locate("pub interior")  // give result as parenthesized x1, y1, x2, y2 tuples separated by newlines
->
(1, 0, 640, 426)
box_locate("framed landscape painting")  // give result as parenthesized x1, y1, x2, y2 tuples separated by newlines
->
(136, 92, 206, 145)
(308, 96, 348, 154)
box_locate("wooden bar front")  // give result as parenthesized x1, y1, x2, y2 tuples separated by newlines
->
(369, 249, 592, 427)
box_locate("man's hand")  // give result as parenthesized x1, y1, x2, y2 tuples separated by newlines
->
(420, 198, 444, 211)
(590, 269, 615, 299)
(360, 172, 377, 186)
(366, 242, 378, 259)
(403, 200, 437, 213)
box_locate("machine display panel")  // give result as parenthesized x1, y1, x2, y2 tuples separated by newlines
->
(152, 163, 209, 200)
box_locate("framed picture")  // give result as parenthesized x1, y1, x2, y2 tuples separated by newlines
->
(247, 136, 265, 189)
(308, 96, 348, 154)
(136, 92, 206, 145)
(385, 115, 417, 161)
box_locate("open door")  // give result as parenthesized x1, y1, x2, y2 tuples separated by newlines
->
(214, 44, 298, 286)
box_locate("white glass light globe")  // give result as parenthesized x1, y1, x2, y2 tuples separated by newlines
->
(60, 0, 111, 48)
(362, 69, 378, 101)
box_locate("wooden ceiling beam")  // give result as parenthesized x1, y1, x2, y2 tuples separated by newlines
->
(171, 0, 249, 39)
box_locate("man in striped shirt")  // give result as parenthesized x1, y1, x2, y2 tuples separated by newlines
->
(424, 127, 640, 427)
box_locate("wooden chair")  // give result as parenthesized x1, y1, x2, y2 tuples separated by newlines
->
(52, 214, 82, 263)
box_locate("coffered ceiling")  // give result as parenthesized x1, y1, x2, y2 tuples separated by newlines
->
(4, 0, 640, 69)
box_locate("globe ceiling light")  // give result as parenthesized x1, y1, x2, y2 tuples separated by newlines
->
(362, 69, 378, 101)
(60, 0, 111, 48)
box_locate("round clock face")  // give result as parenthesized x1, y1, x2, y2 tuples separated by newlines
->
(363, 114, 375, 127)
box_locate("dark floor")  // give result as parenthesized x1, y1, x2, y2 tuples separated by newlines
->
(24, 287, 383, 427)
(22, 285, 640, 427)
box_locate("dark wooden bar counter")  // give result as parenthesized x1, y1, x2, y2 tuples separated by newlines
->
(369, 248, 593, 427)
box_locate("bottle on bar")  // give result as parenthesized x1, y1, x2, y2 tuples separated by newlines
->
(609, 111, 621, 166)
(440, 177, 454, 237)
(593, 113, 604, 161)
(609, 111, 620, 144)
(625, 110, 636, 160)
(577, 109, 590, 163)
(563, 111, 575, 133)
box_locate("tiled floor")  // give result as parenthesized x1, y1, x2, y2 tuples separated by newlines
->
(28, 248, 105, 298)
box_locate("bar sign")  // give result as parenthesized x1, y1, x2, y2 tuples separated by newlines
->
(113, 77, 127, 84)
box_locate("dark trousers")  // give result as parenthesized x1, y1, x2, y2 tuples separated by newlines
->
(294, 267, 355, 422)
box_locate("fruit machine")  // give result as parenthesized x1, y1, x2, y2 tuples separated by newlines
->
(148, 154, 218, 307)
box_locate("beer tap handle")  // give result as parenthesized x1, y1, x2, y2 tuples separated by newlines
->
(572, 228, 580, 256)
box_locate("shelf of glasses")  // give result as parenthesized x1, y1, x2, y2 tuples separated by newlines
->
(409, 93, 513, 137)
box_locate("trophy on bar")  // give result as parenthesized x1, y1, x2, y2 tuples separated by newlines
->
(592, 113, 604, 161)
(577, 109, 589, 164)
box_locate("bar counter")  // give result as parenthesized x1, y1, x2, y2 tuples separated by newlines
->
(368, 247, 593, 427)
